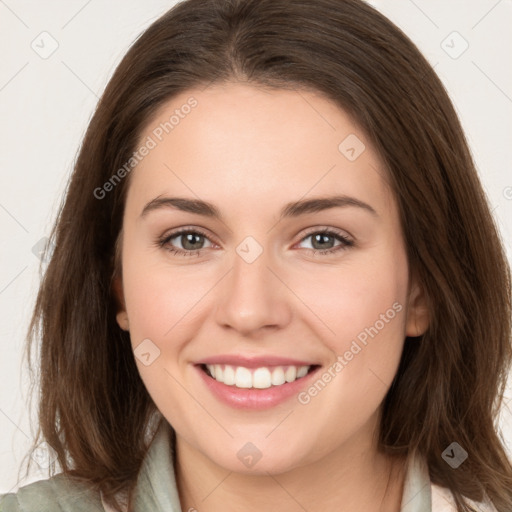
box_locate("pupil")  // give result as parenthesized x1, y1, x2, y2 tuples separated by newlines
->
(183, 233, 203, 250)
(313, 233, 333, 250)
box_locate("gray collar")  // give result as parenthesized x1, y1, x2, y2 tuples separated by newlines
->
(132, 420, 182, 511)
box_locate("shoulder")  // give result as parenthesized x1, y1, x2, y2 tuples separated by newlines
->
(431, 483, 498, 512)
(0, 473, 104, 512)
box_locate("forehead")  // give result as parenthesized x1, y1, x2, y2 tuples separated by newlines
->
(127, 82, 394, 219)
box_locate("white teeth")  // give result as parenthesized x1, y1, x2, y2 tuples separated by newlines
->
(285, 366, 297, 382)
(253, 368, 272, 389)
(206, 364, 216, 378)
(235, 367, 252, 388)
(214, 364, 223, 382)
(297, 365, 309, 378)
(204, 364, 312, 388)
(271, 367, 286, 386)
(223, 365, 235, 385)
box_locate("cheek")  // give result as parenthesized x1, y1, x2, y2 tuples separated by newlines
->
(296, 248, 409, 399)
(122, 253, 207, 344)
(120, 252, 204, 411)
(295, 251, 408, 351)
(262, 252, 409, 464)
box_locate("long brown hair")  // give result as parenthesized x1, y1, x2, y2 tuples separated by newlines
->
(20, 0, 512, 511)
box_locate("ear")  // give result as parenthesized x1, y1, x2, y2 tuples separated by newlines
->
(112, 275, 130, 331)
(405, 277, 429, 337)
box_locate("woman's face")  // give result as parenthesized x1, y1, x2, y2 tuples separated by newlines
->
(115, 82, 428, 473)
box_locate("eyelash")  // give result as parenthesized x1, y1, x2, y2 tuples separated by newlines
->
(156, 226, 354, 258)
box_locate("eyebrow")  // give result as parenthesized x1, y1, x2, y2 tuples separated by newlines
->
(140, 194, 378, 220)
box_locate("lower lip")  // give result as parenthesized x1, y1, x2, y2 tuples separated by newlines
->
(195, 364, 321, 410)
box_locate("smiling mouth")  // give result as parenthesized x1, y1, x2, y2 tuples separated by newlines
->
(200, 363, 320, 389)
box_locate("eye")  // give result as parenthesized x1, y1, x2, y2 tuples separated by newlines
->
(157, 228, 215, 257)
(296, 229, 354, 256)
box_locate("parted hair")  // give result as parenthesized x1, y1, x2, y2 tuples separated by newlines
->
(21, 0, 512, 511)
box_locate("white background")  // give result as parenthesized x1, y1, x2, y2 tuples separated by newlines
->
(1, 0, 511, 493)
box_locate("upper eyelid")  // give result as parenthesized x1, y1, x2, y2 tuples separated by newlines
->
(298, 225, 353, 240)
(165, 226, 217, 245)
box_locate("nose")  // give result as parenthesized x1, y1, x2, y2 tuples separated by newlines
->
(214, 243, 292, 337)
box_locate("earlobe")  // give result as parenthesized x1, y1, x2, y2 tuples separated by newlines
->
(405, 280, 429, 337)
(116, 311, 130, 331)
(112, 276, 130, 331)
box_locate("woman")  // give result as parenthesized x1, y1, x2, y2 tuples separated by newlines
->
(1, 0, 511, 511)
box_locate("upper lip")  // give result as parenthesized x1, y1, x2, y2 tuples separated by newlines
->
(195, 354, 320, 369)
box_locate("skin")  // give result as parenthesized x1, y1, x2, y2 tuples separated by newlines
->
(114, 82, 429, 511)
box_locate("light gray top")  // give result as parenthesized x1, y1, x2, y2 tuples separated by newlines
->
(0, 419, 490, 511)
